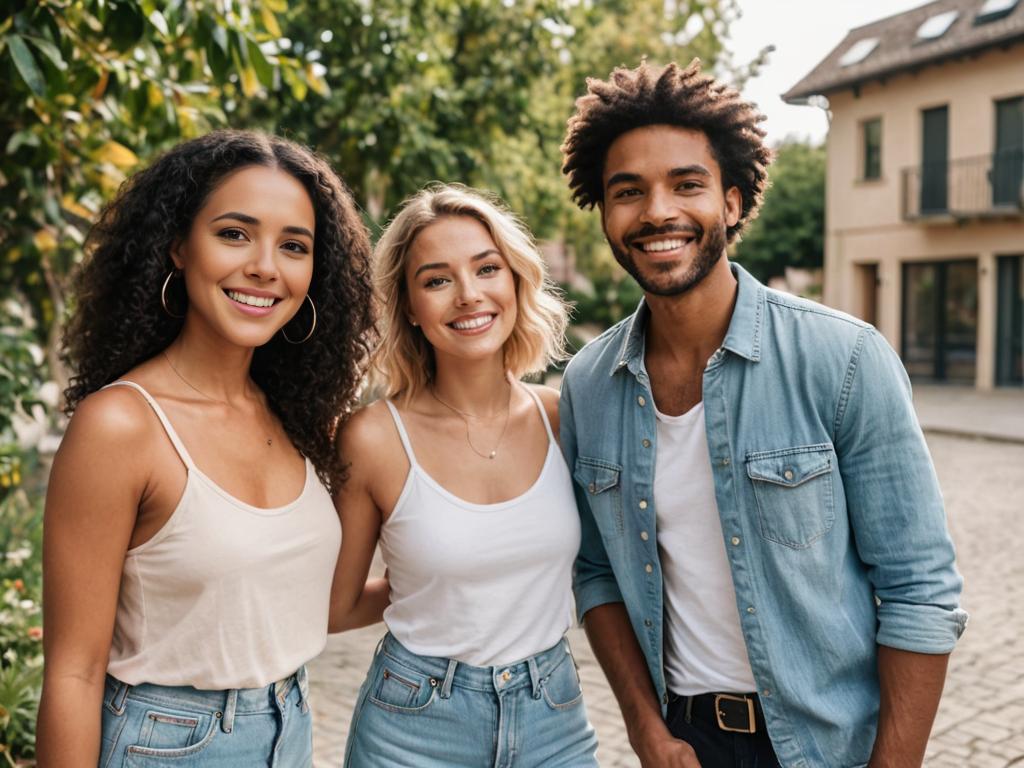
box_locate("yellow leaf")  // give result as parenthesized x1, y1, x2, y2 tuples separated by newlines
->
(6, 246, 22, 263)
(240, 66, 259, 97)
(148, 81, 164, 107)
(93, 140, 139, 170)
(61, 195, 94, 221)
(264, 0, 288, 12)
(305, 63, 328, 96)
(261, 6, 282, 38)
(33, 229, 57, 253)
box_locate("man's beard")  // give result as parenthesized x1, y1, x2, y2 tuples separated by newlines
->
(609, 218, 728, 297)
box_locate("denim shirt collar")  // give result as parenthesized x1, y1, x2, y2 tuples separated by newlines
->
(612, 261, 765, 377)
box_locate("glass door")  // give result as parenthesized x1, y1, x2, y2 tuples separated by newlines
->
(902, 259, 978, 382)
(996, 255, 1023, 386)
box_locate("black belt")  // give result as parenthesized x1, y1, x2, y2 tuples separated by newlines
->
(669, 692, 764, 734)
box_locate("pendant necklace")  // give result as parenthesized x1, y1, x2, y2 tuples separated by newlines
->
(430, 381, 512, 460)
(162, 351, 273, 446)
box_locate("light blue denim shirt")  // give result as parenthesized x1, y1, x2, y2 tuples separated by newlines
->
(559, 263, 967, 768)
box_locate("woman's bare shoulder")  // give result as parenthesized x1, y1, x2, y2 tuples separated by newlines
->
(524, 382, 561, 435)
(336, 398, 403, 461)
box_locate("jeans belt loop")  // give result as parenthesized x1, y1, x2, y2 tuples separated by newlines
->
(526, 656, 541, 700)
(109, 679, 131, 715)
(222, 688, 238, 733)
(440, 658, 458, 700)
(296, 665, 310, 713)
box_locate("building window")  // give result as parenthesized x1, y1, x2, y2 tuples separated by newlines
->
(976, 0, 1019, 25)
(994, 96, 1023, 207)
(862, 118, 882, 180)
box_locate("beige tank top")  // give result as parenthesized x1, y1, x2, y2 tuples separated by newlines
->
(103, 381, 341, 690)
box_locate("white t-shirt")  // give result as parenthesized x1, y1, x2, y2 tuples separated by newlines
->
(653, 400, 757, 695)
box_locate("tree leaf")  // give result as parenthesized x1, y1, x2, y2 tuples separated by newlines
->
(305, 62, 328, 96)
(260, 6, 282, 38)
(148, 10, 169, 37)
(23, 35, 66, 72)
(247, 38, 274, 88)
(240, 65, 259, 96)
(7, 35, 46, 97)
(92, 140, 139, 169)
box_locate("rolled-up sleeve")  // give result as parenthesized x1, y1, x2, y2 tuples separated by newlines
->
(835, 328, 968, 653)
(559, 375, 623, 622)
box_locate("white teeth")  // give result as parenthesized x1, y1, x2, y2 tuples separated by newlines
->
(451, 315, 494, 330)
(227, 290, 276, 308)
(642, 238, 690, 253)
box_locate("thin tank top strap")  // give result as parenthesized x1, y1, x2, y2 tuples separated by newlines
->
(383, 400, 419, 467)
(103, 380, 197, 470)
(522, 385, 557, 445)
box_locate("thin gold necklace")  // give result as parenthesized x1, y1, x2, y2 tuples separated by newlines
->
(429, 381, 512, 460)
(162, 351, 273, 446)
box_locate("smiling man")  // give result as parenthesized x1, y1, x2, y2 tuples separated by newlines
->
(558, 61, 967, 768)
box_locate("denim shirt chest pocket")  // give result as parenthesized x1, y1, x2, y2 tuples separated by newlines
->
(745, 443, 836, 549)
(574, 457, 624, 536)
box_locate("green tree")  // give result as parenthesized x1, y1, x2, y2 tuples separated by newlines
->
(733, 140, 825, 283)
(0, 0, 321, 384)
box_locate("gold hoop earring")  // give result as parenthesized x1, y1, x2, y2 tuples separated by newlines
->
(282, 295, 317, 344)
(161, 270, 185, 319)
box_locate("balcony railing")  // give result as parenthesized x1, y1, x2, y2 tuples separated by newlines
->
(902, 150, 1024, 221)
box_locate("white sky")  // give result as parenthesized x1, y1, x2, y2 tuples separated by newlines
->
(730, 0, 932, 145)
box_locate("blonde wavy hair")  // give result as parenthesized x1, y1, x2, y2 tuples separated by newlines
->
(372, 183, 568, 401)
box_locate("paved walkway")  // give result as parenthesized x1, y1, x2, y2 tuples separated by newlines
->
(913, 384, 1024, 444)
(309, 430, 1024, 766)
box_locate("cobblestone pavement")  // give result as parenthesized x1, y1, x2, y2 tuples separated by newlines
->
(309, 435, 1024, 766)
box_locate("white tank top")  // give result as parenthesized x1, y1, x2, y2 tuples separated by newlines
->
(380, 387, 579, 667)
(103, 381, 341, 690)
(653, 400, 757, 695)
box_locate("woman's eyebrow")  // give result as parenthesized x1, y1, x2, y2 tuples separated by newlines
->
(210, 212, 312, 239)
(413, 250, 500, 278)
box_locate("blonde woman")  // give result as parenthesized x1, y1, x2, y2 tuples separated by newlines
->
(329, 184, 598, 766)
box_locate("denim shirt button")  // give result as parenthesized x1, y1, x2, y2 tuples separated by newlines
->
(588, 483, 596, 493)
(747, 606, 756, 614)
(639, 499, 648, 510)
(762, 689, 772, 697)
(637, 395, 646, 407)
(642, 438, 651, 448)
(731, 536, 741, 546)
(645, 563, 653, 574)
(640, 531, 649, 541)
(783, 469, 795, 481)
(722, 457, 731, 466)
(644, 618, 653, 627)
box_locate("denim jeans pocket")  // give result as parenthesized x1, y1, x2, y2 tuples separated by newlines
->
(123, 705, 218, 763)
(574, 456, 624, 535)
(368, 659, 438, 714)
(540, 654, 584, 711)
(746, 443, 835, 549)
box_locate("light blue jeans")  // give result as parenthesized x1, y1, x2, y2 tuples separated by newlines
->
(344, 633, 598, 767)
(98, 668, 312, 767)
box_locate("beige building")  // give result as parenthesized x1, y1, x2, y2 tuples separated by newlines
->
(785, 0, 1023, 389)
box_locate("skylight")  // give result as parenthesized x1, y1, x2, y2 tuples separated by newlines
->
(976, 0, 1019, 24)
(916, 10, 959, 40)
(838, 37, 879, 67)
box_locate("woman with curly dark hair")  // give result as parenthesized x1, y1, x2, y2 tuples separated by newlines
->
(36, 129, 375, 767)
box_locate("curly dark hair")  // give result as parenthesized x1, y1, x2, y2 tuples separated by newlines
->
(62, 129, 374, 492)
(561, 59, 772, 242)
